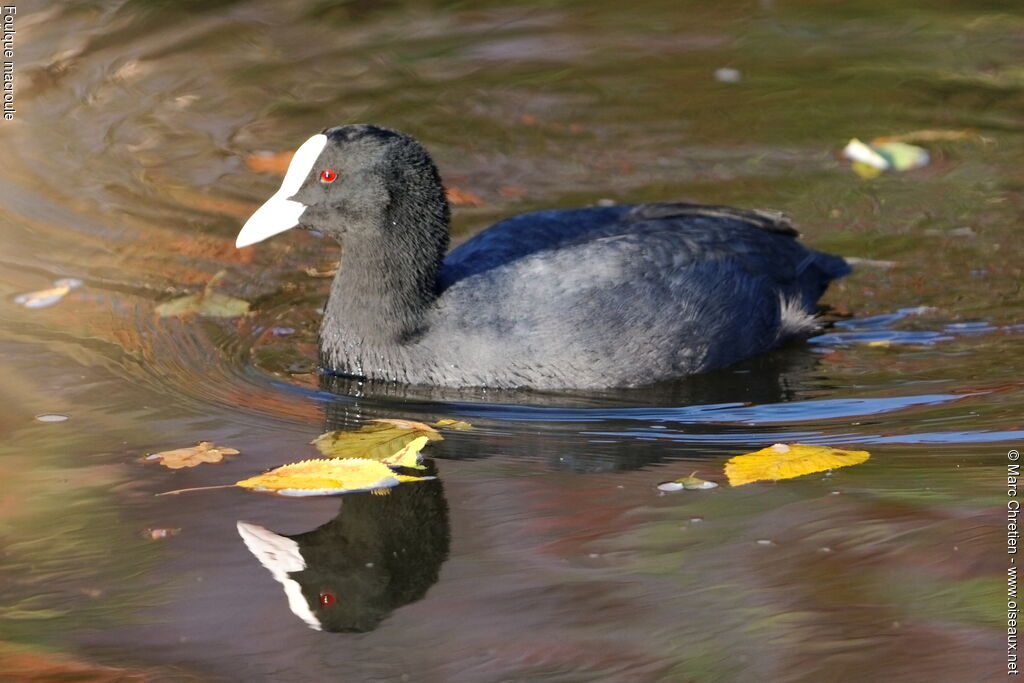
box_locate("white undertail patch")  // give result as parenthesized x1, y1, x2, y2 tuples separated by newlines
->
(778, 295, 819, 338)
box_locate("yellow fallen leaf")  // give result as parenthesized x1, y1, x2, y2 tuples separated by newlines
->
(867, 340, 892, 348)
(434, 418, 473, 430)
(236, 458, 430, 497)
(381, 436, 429, 469)
(146, 442, 240, 469)
(851, 161, 884, 179)
(725, 443, 870, 486)
(312, 420, 442, 461)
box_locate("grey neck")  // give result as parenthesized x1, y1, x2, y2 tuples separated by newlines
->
(320, 193, 449, 378)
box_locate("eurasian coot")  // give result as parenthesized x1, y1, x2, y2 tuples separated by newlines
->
(237, 124, 850, 390)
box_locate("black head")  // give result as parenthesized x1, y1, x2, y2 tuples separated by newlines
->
(236, 124, 448, 248)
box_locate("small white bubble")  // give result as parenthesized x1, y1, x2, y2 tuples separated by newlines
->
(756, 539, 773, 546)
(35, 414, 69, 423)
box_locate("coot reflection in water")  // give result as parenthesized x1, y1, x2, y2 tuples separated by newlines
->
(236, 344, 828, 633)
(238, 461, 449, 633)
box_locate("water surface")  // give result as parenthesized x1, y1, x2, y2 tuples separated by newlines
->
(0, 1, 1019, 680)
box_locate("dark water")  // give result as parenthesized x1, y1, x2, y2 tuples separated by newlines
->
(1, 1, 1020, 680)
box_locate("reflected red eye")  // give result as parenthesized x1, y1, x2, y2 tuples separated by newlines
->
(319, 591, 336, 608)
(320, 169, 337, 183)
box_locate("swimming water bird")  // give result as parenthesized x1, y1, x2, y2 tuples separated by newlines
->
(237, 124, 850, 390)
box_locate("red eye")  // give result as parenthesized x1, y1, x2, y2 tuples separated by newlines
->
(319, 591, 336, 608)
(320, 169, 337, 183)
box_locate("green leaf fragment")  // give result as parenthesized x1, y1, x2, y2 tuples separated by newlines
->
(156, 292, 250, 318)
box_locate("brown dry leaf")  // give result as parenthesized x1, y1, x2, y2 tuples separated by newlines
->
(146, 441, 240, 469)
(446, 187, 485, 207)
(144, 527, 181, 540)
(245, 150, 294, 175)
(725, 443, 870, 486)
(304, 263, 339, 278)
(312, 419, 442, 462)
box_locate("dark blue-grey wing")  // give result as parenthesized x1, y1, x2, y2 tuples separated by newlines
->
(438, 201, 850, 301)
(438, 205, 631, 290)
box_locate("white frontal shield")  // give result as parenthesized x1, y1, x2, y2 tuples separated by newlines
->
(236, 133, 328, 248)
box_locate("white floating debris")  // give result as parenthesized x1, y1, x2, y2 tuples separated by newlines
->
(714, 67, 741, 83)
(15, 278, 83, 309)
(842, 138, 890, 170)
(35, 414, 69, 422)
(842, 138, 930, 178)
(657, 475, 718, 492)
